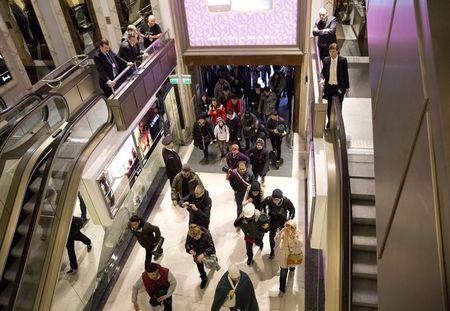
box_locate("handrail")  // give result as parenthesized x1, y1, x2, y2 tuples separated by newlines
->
(8, 95, 110, 310)
(328, 95, 352, 310)
(110, 29, 170, 95)
(40, 55, 89, 89)
(0, 93, 43, 120)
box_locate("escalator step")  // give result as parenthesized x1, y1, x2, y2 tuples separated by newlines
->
(4, 260, 19, 282)
(0, 282, 13, 306)
(352, 202, 376, 225)
(24, 200, 55, 217)
(38, 158, 71, 179)
(352, 224, 377, 252)
(17, 216, 32, 236)
(350, 177, 375, 201)
(11, 237, 25, 258)
(57, 142, 85, 159)
(349, 161, 375, 179)
(352, 250, 377, 279)
(352, 278, 378, 308)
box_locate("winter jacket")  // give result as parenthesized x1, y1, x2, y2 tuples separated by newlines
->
(180, 190, 212, 228)
(261, 196, 295, 225)
(226, 152, 250, 170)
(208, 104, 226, 125)
(240, 113, 257, 139)
(214, 80, 230, 99)
(185, 227, 216, 256)
(266, 116, 289, 138)
(226, 113, 241, 142)
(258, 92, 277, 115)
(247, 147, 270, 176)
(171, 171, 203, 201)
(234, 210, 268, 240)
(214, 123, 229, 142)
(275, 230, 303, 269)
(193, 121, 214, 150)
(229, 168, 255, 196)
(129, 221, 161, 249)
(226, 99, 243, 116)
(269, 75, 286, 96)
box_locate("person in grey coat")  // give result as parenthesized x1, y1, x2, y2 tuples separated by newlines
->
(258, 87, 277, 123)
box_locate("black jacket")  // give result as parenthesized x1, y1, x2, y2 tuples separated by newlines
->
(118, 40, 143, 63)
(226, 114, 241, 142)
(180, 190, 212, 227)
(185, 227, 216, 256)
(129, 221, 161, 249)
(266, 117, 289, 138)
(321, 55, 350, 94)
(162, 148, 182, 181)
(93, 49, 127, 96)
(261, 196, 295, 224)
(313, 16, 337, 48)
(247, 147, 270, 176)
(193, 121, 214, 150)
(230, 169, 255, 196)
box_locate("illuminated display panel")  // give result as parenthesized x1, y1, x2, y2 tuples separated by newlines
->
(183, 0, 298, 46)
(0, 53, 12, 86)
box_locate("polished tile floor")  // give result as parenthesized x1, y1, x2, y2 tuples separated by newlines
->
(103, 134, 306, 310)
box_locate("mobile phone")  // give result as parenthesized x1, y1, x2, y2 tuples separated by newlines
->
(207, 0, 231, 12)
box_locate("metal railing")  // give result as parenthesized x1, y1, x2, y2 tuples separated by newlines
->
(109, 29, 170, 96)
(38, 55, 89, 89)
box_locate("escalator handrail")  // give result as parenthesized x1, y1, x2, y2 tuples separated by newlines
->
(8, 94, 111, 310)
(328, 95, 352, 310)
(0, 93, 43, 121)
(40, 55, 89, 89)
(0, 92, 68, 155)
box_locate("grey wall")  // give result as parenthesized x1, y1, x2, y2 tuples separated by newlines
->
(368, 0, 450, 310)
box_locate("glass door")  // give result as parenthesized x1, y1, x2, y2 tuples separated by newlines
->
(0, 0, 55, 84)
(58, 0, 100, 55)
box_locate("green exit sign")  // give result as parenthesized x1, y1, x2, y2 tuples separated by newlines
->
(169, 74, 191, 85)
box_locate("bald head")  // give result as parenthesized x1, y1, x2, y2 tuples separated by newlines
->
(148, 15, 156, 26)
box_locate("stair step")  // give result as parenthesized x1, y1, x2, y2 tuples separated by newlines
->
(38, 158, 71, 179)
(352, 278, 378, 308)
(57, 141, 84, 159)
(351, 177, 375, 200)
(349, 162, 375, 179)
(352, 250, 377, 279)
(29, 177, 64, 196)
(0, 282, 13, 306)
(347, 152, 374, 163)
(352, 201, 376, 225)
(4, 259, 19, 282)
(352, 224, 377, 252)
(23, 196, 54, 217)
(11, 237, 25, 258)
(352, 306, 378, 311)
(17, 215, 32, 236)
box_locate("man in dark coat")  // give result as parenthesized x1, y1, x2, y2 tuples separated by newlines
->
(226, 109, 242, 147)
(229, 161, 255, 218)
(161, 135, 182, 186)
(119, 31, 147, 63)
(185, 224, 217, 289)
(313, 7, 338, 61)
(180, 185, 212, 229)
(266, 111, 289, 167)
(192, 113, 214, 163)
(261, 189, 296, 259)
(129, 215, 162, 266)
(212, 264, 259, 311)
(66, 216, 92, 273)
(246, 138, 270, 184)
(93, 38, 130, 97)
(321, 43, 350, 128)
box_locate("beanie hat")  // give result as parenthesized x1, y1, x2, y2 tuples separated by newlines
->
(228, 264, 240, 279)
(256, 138, 264, 146)
(231, 144, 239, 152)
(272, 189, 283, 199)
(250, 181, 261, 191)
(243, 203, 255, 218)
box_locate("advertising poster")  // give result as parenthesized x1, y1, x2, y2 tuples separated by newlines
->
(183, 0, 298, 46)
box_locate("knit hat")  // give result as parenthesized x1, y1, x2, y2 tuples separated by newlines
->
(217, 117, 223, 123)
(256, 138, 264, 146)
(272, 189, 283, 199)
(231, 144, 239, 152)
(228, 264, 240, 279)
(243, 203, 255, 218)
(250, 181, 261, 191)
(162, 135, 173, 145)
(181, 163, 191, 172)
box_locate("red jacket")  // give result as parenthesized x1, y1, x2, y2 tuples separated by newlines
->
(208, 104, 226, 125)
(226, 99, 243, 116)
(142, 265, 170, 298)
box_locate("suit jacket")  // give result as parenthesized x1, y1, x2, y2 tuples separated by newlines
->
(313, 16, 337, 47)
(93, 49, 127, 95)
(118, 40, 143, 63)
(321, 55, 350, 94)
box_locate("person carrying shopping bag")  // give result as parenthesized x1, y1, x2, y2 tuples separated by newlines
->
(274, 219, 303, 295)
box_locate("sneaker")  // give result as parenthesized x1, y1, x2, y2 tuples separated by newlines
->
(247, 258, 253, 266)
(87, 244, 92, 252)
(200, 277, 208, 289)
(289, 267, 296, 272)
(67, 268, 77, 274)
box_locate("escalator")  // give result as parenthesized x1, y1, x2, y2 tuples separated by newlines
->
(0, 94, 111, 310)
(326, 95, 378, 310)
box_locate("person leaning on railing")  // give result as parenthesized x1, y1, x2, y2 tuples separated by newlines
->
(139, 15, 163, 49)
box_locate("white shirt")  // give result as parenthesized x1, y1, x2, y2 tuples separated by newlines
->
(329, 57, 338, 85)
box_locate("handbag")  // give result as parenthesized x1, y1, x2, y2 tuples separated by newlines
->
(203, 255, 221, 271)
(287, 252, 303, 265)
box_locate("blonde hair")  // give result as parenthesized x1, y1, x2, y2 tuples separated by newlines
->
(188, 224, 202, 239)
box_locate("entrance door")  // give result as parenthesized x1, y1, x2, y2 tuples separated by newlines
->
(58, 0, 100, 55)
(0, 0, 55, 84)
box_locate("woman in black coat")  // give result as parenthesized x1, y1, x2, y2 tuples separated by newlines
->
(185, 224, 216, 289)
(192, 114, 214, 163)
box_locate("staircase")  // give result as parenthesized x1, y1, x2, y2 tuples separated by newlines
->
(348, 151, 378, 310)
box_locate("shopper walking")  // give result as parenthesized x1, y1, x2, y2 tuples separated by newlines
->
(161, 135, 182, 186)
(66, 216, 92, 274)
(171, 164, 203, 206)
(193, 113, 214, 163)
(180, 185, 212, 229)
(229, 161, 255, 218)
(129, 215, 163, 266)
(247, 138, 270, 184)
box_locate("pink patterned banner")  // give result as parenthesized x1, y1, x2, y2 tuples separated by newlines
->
(183, 0, 298, 46)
